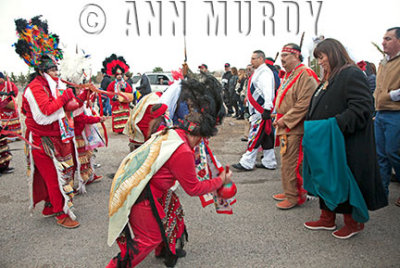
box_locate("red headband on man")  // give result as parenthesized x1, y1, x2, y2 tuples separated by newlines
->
(282, 47, 301, 55)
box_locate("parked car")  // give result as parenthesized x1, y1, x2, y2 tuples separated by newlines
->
(132, 72, 173, 93)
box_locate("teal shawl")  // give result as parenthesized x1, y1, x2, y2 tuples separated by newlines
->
(303, 118, 369, 223)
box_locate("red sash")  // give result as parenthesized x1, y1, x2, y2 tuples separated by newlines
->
(247, 74, 264, 114)
(277, 67, 319, 109)
(246, 74, 272, 151)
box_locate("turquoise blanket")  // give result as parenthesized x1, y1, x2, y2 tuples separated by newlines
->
(303, 118, 369, 223)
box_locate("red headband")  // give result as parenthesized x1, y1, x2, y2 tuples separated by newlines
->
(282, 47, 301, 55)
(265, 59, 274, 66)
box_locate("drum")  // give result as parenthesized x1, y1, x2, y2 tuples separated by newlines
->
(118, 92, 134, 103)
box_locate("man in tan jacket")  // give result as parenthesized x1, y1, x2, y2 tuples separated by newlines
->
(374, 27, 400, 205)
(272, 43, 319, 209)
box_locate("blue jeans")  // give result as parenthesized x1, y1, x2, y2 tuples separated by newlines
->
(99, 95, 112, 116)
(374, 111, 400, 196)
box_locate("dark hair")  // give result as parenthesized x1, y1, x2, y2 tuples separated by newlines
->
(313, 38, 355, 81)
(387, 27, 400, 39)
(180, 75, 225, 137)
(283, 43, 304, 62)
(231, 67, 238, 76)
(365, 61, 376, 76)
(253, 50, 266, 61)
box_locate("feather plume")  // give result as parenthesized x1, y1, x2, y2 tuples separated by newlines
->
(371, 42, 385, 57)
(59, 46, 92, 84)
(13, 15, 62, 68)
(299, 32, 305, 50)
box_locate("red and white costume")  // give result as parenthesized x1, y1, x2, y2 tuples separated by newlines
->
(0, 81, 22, 137)
(22, 73, 77, 220)
(107, 80, 132, 133)
(72, 106, 103, 193)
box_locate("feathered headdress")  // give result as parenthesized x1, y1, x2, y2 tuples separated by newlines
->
(179, 75, 225, 137)
(13, 15, 63, 70)
(59, 46, 92, 84)
(102, 54, 129, 76)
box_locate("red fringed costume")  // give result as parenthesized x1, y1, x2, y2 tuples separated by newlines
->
(107, 129, 223, 268)
(0, 81, 22, 137)
(72, 109, 102, 191)
(23, 74, 78, 220)
(107, 80, 132, 133)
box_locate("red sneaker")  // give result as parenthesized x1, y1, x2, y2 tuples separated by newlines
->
(332, 214, 364, 239)
(304, 210, 336, 230)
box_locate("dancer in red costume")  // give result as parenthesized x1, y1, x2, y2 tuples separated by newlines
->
(0, 86, 15, 175)
(103, 54, 133, 134)
(72, 103, 106, 192)
(14, 16, 88, 228)
(107, 77, 230, 268)
(0, 72, 22, 140)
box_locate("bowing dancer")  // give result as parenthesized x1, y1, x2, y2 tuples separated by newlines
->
(107, 77, 231, 268)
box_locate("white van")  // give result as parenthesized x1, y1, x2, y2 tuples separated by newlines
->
(132, 72, 173, 93)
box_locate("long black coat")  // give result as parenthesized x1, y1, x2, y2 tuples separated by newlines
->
(307, 66, 387, 210)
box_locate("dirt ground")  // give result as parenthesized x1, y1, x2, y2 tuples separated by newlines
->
(1, 99, 399, 267)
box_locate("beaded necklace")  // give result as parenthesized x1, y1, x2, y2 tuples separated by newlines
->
(281, 63, 303, 91)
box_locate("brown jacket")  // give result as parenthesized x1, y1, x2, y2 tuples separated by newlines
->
(374, 53, 400, 111)
(275, 65, 318, 135)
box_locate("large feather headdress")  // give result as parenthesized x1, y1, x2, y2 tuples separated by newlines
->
(13, 15, 63, 70)
(102, 54, 129, 76)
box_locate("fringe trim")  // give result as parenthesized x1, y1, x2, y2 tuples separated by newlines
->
(0, 154, 12, 164)
(27, 133, 35, 213)
(0, 145, 10, 153)
(50, 152, 77, 220)
(72, 136, 85, 194)
(75, 137, 86, 148)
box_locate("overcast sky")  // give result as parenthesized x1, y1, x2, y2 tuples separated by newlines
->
(1, 0, 399, 76)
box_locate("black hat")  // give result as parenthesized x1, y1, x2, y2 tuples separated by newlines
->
(224, 63, 230, 67)
(198, 64, 208, 69)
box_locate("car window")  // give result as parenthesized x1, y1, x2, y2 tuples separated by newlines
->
(147, 75, 158, 85)
(131, 76, 140, 83)
(157, 75, 169, 85)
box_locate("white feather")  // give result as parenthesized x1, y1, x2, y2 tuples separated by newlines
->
(59, 46, 92, 84)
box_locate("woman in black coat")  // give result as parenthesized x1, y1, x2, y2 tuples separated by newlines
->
(304, 38, 387, 239)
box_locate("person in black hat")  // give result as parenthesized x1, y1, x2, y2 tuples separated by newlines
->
(198, 64, 209, 75)
(222, 63, 233, 115)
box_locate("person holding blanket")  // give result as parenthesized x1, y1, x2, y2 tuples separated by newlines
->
(303, 38, 387, 239)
